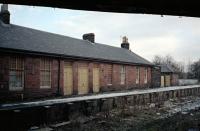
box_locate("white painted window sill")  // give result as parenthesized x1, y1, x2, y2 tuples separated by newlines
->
(40, 86, 51, 89)
(9, 87, 23, 91)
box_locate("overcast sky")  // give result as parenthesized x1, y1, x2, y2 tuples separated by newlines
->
(6, 4, 200, 65)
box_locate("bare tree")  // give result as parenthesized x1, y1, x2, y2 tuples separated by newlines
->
(164, 55, 174, 66)
(187, 59, 193, 79)
(152, 55, 163, 65)
(190, 59, 200, 80)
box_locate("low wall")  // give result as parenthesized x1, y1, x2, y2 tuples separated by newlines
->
(179, 79, 199, 86)
(1, 85, 200, 130)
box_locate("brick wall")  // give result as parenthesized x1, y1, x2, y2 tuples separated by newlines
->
(100, 64, 152, 92)
(59, 60, 64, 95)
(160, 73, 178, 87)
(171, 74, 179, 86)
(151, 66, 161, 87)
(0, 54, 59, 102)
(24, 57, 58, 99)
(72, 61, 78, 95)
(0, 55, 9, 93)
(0, 53, 152, 102)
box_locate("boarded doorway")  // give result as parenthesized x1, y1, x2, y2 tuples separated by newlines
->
(165, 75, 171, 86)
(63, 62, 73, 95)
(93, 68, 100, 93)
(161, 76, 165, 87)
(78, 66, 88, 95)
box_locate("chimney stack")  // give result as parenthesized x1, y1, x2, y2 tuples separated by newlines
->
(0, 4, 10, 24)
(121, 36, 130, 50)
(83, 33, 95, 43)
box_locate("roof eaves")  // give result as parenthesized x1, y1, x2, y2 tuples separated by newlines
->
(0, 47, 153, 66)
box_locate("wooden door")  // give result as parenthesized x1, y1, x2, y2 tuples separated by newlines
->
(165, 75, 171, 86)
(78, 67, 88, 95)
(93, 68, 100, 93)
(64, 62, 73, 95)
(161, 76, 165, 87)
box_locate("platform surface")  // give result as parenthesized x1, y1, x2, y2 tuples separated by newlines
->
(1, 85, 200, 111)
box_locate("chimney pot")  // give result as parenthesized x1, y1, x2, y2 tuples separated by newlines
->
(0, 4, 10, 24)
(83, 33, 95, 43)
(121, 36, 130, 50)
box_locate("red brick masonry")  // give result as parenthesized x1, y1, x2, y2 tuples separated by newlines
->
(0, 53, 152, 102)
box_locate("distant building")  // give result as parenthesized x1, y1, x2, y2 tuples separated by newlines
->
(160, 64, 179, 87)
(151, 65, 161, 88)
(0, 5, 153, 102)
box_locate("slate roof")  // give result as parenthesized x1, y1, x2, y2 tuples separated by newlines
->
(160, 64, 175, 73)
(0, 21, 152, 65)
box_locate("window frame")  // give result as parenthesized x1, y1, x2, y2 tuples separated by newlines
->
(136, 67, 140, 84)
(120, 65, 126, 85)
(40, 58, 51, 89)
(9, 57, 24, 91)
(144, 67, 148, 84)
(107, 64, 113, 85)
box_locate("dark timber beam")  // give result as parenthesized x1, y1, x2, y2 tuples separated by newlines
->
(0, 0, 200, 17)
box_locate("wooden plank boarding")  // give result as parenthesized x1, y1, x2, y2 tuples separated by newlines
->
(78, 67, 88, 95)
(93, 68, 100, 93)
(165, 75, 171, 86)
(64, 62, 73, 95)
(161, 76, 165, 87)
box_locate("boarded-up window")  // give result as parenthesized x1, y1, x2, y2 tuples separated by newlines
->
(107, 64, 112, 85)
(9, 57, 24, 91)
(78, 66, 88, 95)
(165, 75, 171, 86)
(40, 59, 51, 88)
(161, 76, 165, 87)
(64, 62, 73, 95)
(120, 65, 126, 84)
(144, 68, 148, 84)
(93, 67, 100, 93)
(136, 67, 140, 84)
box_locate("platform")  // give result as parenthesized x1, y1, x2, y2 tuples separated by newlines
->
(1, 85, 200, 111)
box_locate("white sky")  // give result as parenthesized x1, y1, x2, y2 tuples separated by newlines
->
(5, 4, 200, 65)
